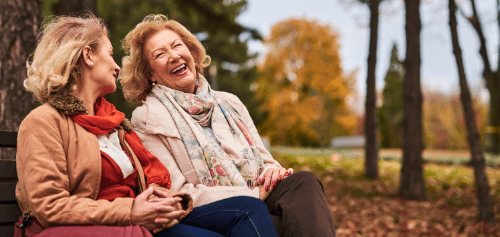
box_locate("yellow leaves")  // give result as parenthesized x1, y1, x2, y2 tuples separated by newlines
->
(259, 88, 323, 145)
(423, 90, 488, 150)
(255, 17, 356, 146)
(336, 115, 358, 130)
(274, 152, 500, 236)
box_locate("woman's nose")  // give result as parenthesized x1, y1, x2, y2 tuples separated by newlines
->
(170, 53, 180, 63)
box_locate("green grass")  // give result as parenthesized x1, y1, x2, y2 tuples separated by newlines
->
(272, 146, 500, 167)
(272, 149, 500, 202)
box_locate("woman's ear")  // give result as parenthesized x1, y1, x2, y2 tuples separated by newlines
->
(82, 46, 94, 67)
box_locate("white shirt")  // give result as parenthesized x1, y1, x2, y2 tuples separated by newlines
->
(97, 130, 135, 178)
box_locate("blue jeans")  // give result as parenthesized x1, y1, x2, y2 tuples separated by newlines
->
(155, 196, 278, 237)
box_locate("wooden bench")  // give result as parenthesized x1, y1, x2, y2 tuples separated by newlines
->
(0, 131, 21, 237)
(0, 130, 283, 236)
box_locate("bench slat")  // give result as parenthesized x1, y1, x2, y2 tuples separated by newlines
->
(0, 204, 22, 223)
(0, 160, 17, 179)
(0, 131, 18, 236)
(0, 226, 15, 237)
(0, 131, 17, 148)
(0, 182, 17, 202)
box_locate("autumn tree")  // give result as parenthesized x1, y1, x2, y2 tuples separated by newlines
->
(255, 18, 356, 147)
(400, 0, 424, 200)
(455, 0, 500, 154)
(423, 91, 488, 150)
(448, 0, 494, 223)
(423, 92, 466, 150)
(378, 44, 404, 149)
(0, 0, 41, 159)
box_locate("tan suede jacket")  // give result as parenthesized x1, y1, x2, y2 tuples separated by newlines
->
(16, 90, 192, 228)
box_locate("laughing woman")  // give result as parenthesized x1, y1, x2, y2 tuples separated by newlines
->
(16, 14, 277, 237)
(120, 14, 336, 237)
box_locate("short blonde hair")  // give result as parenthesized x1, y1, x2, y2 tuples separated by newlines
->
(24, 14, 108, 103)
(120, 14, 210, 103)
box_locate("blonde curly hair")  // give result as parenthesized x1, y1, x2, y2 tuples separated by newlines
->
(120, 14, 211, 103)
(24, 14, 108, 103)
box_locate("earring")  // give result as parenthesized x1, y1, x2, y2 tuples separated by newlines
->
(89, 62, 93, 66)
(152, 81, 156, 86)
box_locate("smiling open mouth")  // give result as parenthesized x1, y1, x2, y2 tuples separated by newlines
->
(171, 64, 186, 74)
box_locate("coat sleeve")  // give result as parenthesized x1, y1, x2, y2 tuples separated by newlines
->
(16, 110, 134, 228)
(131, 105, 260, 207)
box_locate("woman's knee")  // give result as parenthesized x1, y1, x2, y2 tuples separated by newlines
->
(292, 171, 318, 180)
(288, 171, 320, 183)
(224, 196, 268, 210)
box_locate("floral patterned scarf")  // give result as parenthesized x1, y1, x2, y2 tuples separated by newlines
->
(151, 75, 264, 188)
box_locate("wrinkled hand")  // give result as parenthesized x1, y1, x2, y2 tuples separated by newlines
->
(131, 187, 185, 233)
(258, 167, 294, 201)
(148, 187, 183, 212)
(148, 188, 184, 233)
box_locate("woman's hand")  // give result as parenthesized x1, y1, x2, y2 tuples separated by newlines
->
(148, 188, 183, 214)
(130, 187, 185, 232)
(258, 184, 271, 201)
(258, 167, 294, 201)
(148, 188, 184, 233)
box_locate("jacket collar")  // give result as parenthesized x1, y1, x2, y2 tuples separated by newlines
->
(48, 87, 88, 115)
(47, 86, 134, 133)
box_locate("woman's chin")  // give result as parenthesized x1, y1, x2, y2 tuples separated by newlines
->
(172, 78, 196, 93)
(99, 85, 117, 96)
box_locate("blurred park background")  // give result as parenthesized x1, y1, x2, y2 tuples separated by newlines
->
(1, 0, 500, 235)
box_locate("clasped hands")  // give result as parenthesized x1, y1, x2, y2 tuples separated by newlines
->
(130, 186, 184, 233)
(257, 167, 294, 201)
(130, 167, 295, 233)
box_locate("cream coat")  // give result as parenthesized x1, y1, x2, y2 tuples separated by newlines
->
(132, 91, 281, 207)
(16, 96, 193, 228)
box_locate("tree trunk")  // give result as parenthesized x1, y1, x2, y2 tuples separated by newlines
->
(0, 0, 41, 160)
(486, 88, 500, 153)
(448, 0, 495, 224)
(399, 0, 424, 200)
(55, 0, 96, 15)
(461, 0, 500, 154)
(364, 0, 379, 179)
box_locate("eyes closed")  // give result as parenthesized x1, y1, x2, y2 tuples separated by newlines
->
(154, 43, 183, 59)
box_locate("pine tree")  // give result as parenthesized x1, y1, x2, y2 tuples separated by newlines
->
(378, 44, 404, 148)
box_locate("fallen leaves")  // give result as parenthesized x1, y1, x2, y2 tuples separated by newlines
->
(275, 153, 500, 236)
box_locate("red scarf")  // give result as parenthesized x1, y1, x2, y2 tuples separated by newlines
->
(71, 97, 171, 195)
(71, 97, 124, 135)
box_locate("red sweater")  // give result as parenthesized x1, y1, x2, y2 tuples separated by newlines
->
(97, 131, 171, 201)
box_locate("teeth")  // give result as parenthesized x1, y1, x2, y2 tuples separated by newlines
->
(171, 64, 186, 74)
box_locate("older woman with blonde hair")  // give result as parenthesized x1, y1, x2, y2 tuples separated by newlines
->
(121, 14, 336, 237)
(16, 13, 277, 237)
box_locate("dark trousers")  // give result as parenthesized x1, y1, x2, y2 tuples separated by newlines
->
(266, 171, 336, 237)
(156, 196, 278, 237)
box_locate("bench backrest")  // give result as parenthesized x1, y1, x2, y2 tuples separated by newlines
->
(0, 131, 21, 237)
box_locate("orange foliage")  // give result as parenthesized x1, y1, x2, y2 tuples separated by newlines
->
(423, 90, 488, 150)
(255, 18, 356, 147)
